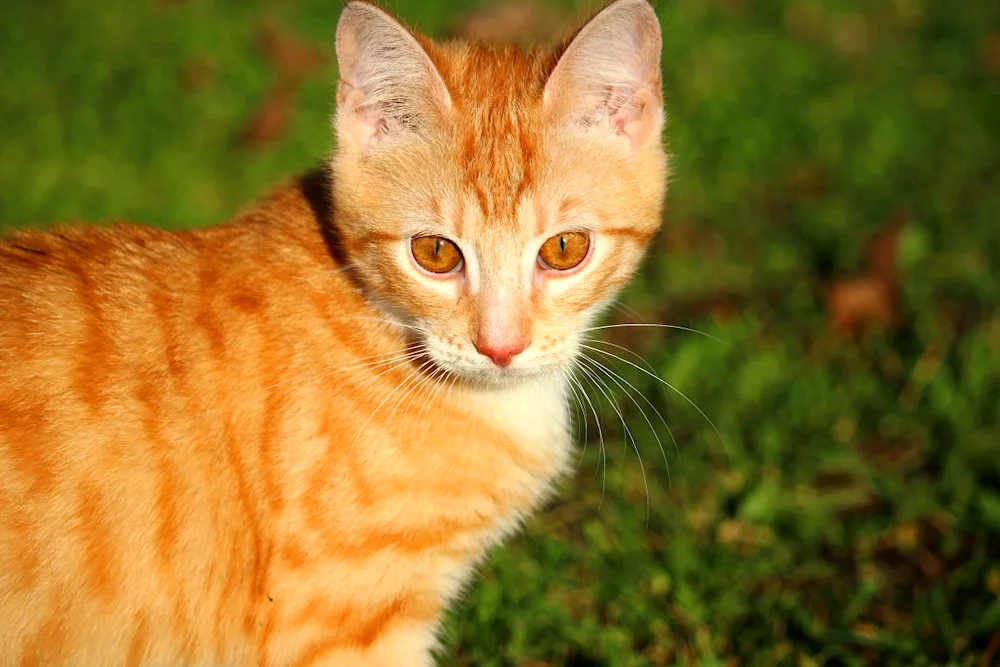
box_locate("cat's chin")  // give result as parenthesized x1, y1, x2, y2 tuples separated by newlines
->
(429, 359, 565, 390)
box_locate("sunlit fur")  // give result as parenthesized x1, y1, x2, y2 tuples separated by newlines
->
(0, 1, 666, 665)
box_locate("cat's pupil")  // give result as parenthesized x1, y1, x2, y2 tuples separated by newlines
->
(559, 236, 566, 253)
(434, 238, 442, 256)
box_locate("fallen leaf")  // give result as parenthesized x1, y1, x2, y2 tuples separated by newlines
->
(859, 439, 925, 472)
(241, 82, 295, 151)
(827, 211, 906, 336)
(241, 21, 327, 150)
(984, 33, 1000, 76)
(868, 208, 907, 285)
(257, 22, 327, 82)
(828, 277, 895, 335)
(979, 630, 1000, 667)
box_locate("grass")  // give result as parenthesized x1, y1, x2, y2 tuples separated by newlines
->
(2, 0, 999, 664)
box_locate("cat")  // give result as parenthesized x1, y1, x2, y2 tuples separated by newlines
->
(0, 0, 666, 664)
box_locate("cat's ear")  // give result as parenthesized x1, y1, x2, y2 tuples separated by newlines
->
(335, 2, 451, 151)
(543, 0, 663, 150)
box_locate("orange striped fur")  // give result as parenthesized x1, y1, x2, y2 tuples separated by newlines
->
(0, 1, 667, 664)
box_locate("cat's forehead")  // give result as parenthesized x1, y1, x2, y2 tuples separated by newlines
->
(426, 42, 559, 220)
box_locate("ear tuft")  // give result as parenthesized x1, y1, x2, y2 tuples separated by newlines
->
(544, 0, 663, 149)
(335, 2, 451, 151)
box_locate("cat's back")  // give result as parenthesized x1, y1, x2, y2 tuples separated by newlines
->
(0, 201, 317, 665)
(0, 222, 203, 361)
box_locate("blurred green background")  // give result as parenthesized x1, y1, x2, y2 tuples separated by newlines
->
(1, 0, 999, 664)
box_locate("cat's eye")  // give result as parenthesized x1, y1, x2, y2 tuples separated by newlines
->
(537, 232, 591, 271)
(410, 235, 463, 274)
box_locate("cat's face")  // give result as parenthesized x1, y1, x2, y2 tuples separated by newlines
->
(332, 0, 666, 386)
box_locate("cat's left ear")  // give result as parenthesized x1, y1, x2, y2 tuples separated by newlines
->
(335, 2, 451, 152)
(543, 0, 663, 150)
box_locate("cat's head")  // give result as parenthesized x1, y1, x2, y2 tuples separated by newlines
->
(331, 0, 667, 386)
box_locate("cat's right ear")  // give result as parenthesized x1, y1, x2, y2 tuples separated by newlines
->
(335, 2, 451, 152)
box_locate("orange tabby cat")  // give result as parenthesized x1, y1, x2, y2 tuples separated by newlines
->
(0, 0, 666, 664)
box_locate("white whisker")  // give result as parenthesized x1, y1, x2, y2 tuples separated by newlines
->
(348, 358, 435, 453)
(580, 351, 672, 492)
(585, 345, 729, 459)
(577, 359, 649, 522)
(302, 262, 358, 283)
(578, 322, 728, 345)
(262, 346, 424, 393)
(570, 361, 607, 508)
(580, 340, 680, 460)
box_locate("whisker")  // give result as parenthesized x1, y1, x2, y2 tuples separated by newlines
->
(580, 351, 672, 492)
(324, 315, 430, 336)
(570, 361, 607, 509)
(348, 358, 435, 453)
(302, 262, 357, 283)
(577, 358, 650, 523)
(580, 341, 681, 461)
(262, 347, 424, 393)
(387, 360, 443, 442)
(586, 345, 729, 459)
(414, 364, 452, 426)
(561, 369, 589, 465)
(609, 299, 647, 324)
(558, 369, 589, 470)
(578, 322, 728, 345)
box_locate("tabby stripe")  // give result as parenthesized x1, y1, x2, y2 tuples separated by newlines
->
(17, 605, 65, 667)
(134, 383, 182, 573)
(1, 485, 41, 591)
(125, 610, 150, 667)
(66, 255, 111, 414)
(0, 396, 55, 494)
(288, 593, 439, 666)
(321, 513, 491, 560)
(77, 477, 118, 604)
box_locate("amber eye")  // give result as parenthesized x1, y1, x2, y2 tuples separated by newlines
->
(410, 235, 463, 274)
(538, 231, 591, 271)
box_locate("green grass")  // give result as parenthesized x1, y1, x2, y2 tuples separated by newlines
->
(2, 0, 999, 664)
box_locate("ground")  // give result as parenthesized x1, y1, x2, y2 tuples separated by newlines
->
(1, 0, 998, 665)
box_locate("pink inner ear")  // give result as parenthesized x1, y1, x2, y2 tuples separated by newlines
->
(612, 85, 659, 150)
(340, 86, 386, 151)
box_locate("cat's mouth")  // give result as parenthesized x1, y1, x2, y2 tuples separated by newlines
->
(415, 340, 572, 389)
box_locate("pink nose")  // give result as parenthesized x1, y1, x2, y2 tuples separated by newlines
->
(474, 339, 528, 367)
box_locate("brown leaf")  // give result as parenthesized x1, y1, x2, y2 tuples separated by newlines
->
(828, 277, 896, 335)
(240, 21, 326, 151)
(827, 211, 906, 337)
(984, 34, 1000, 77)
(867, 207, 907, 286)
(241, 82, 294, 151)
(980, 631, 1000, 667)
(859, 439, 925, 472)
(257, 22, 327, 82)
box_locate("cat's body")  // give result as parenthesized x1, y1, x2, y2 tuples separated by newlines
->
(0, 0, 667, 664)
(1, 177, 569, 666)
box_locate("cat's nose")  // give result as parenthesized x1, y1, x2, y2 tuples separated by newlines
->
(474, 338, 528, 367)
